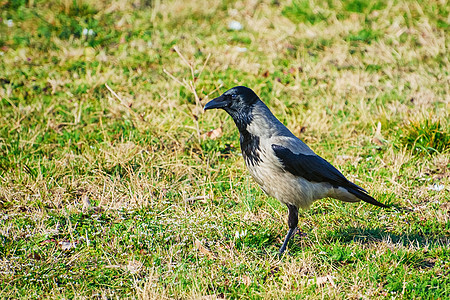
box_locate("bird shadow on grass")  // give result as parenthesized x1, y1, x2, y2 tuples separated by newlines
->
(323, 226, 450, 248)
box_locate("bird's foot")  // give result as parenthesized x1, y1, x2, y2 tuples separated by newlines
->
(278, 227, 307, 258)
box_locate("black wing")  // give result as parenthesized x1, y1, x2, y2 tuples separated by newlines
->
(272, 144, 389, 208)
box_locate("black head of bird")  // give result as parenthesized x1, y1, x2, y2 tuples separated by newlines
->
(203, 86, 259, 131)
(204, 86, 389, 256)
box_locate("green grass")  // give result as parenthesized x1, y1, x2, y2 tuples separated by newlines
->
(398, 118, 450, 155)
(0, 0, 449, 298)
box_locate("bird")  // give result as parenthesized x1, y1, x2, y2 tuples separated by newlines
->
(203, 86, 389, 256)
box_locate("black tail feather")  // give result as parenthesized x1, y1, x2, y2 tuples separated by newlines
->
(348, 188, 389, 208)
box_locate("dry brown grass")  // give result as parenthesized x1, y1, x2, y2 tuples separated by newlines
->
(0, 0, 448, 298)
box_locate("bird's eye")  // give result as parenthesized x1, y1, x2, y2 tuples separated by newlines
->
(231, 94, 238, 100)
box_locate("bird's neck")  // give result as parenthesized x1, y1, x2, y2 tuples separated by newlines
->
(231, 111, 253, 133)
(239, 128, 262, 166)
(237, 103, 282, 140)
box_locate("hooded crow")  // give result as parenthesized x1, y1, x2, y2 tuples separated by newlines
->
(204, 86, 389, 255)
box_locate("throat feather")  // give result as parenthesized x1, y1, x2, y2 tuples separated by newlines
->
(240, 129, 262, 166)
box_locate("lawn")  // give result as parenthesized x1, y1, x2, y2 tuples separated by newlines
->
(0, 0, 449, 298)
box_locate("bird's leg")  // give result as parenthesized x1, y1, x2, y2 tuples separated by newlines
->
(278, 204, 298, 256)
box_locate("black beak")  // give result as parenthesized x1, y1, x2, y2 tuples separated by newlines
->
(204, 95, 228, 111)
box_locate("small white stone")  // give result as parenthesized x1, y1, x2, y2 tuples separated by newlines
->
(235, 46, 247, 53)
(427, 184, 445, 192)
(228, 20, 243, 31)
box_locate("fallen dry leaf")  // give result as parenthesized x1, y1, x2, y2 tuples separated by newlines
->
(242, 275, 252, 286)
(200, 295, 225, 300)
(371, 121, 385, 146)
(201, 127, 222, 140)
(28, 252, 42, 260)
(195, 239, 215, 259)
(309, 275, 336, 287)
(59, 241, 77, 251)
(440, 202, 450, 211)
(82, 193, 91, 211)
(372, 137, 384, 146)
(126, 260, 144, 274)
(185, 195, 210, 204)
